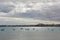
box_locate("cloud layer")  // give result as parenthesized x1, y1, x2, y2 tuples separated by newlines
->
(0, 0, 60, 24)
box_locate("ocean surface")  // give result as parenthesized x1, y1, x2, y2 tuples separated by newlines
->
(0, 27, 60, 32)
(0, 27, 60, 40)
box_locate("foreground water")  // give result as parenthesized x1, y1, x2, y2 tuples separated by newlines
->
(0, 27, 60, 40)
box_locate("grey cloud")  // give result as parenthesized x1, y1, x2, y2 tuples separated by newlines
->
(11, 10, 47, 20)
(0, 3, 15, 13)
(0, 0, 60, 22)
(0, 0, 59, 3)
(10, 3, 60, 21)
(41, 4, 60, 21)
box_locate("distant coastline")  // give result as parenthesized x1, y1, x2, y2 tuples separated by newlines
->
(0, 23, 60, 27)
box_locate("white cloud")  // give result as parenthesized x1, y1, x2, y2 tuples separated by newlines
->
(0, 17, 60, 25)
(0, 17, 39, 25)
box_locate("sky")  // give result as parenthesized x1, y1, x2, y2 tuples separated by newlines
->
(0, 0, 60, 24)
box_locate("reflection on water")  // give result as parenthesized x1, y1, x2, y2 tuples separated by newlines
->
(20, 28, 23, 30)
(1, 29, 5, 31)
(12, 28, 15, 31)
(0, 27, 60, 32)
(33, 28, 35, 30)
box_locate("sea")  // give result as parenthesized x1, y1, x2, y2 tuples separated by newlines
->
(0, 27, 60, 40)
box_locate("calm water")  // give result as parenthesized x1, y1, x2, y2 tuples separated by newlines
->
(0, 27, 60, 32)
(0, 27, 60, 40)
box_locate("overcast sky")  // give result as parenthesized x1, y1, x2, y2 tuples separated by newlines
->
(0, 0, 60, 24)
